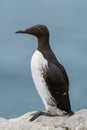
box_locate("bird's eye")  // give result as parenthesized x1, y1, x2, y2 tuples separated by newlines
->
(36, 27, 40, 31)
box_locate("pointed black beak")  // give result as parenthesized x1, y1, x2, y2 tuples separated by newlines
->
(15, 26, 36, 36)
(15, 28, 33, 35)
(15, 30, 26, 34)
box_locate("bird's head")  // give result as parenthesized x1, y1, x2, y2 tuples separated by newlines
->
(16, 24, 49, 38)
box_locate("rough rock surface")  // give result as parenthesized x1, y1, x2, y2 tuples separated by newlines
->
(0, 109, 87, 130)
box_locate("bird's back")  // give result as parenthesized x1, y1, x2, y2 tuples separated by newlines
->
(39, 48, 73, 114)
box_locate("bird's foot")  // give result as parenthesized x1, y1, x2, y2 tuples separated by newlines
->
(69, 111, 74, 116)
(29, 111, 74, 121)
(29, 111, 54, 121)
(63, 111, 74, 116)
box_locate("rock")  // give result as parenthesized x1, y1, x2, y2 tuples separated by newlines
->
(0, 109, 87, 130)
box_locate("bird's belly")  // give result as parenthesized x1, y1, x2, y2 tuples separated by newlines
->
(30, 50, 63, 115)
(31, 51, 56, 109)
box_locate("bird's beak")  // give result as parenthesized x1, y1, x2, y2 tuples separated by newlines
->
(16, 26, 37, 36)
(15, 27, 33, 35)
(15, 30, 27, 34)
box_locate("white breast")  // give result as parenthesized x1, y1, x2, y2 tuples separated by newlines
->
(30, 50, 63, 115)
(31, 50, 53, 108)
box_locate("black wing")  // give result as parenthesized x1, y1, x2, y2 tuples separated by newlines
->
(44, 63, 72, 113)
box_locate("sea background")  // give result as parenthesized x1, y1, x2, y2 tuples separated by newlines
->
(0, 0, 87, 118)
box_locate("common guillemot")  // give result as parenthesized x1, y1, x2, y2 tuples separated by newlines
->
(16, 24, 74, 121)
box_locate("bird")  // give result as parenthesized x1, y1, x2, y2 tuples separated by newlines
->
(16, 24, 74, 121)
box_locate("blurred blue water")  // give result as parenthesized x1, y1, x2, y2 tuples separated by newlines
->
(0, 0, 87, 118)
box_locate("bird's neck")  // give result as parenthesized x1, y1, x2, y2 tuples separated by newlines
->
(37, 36, 51, 52)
